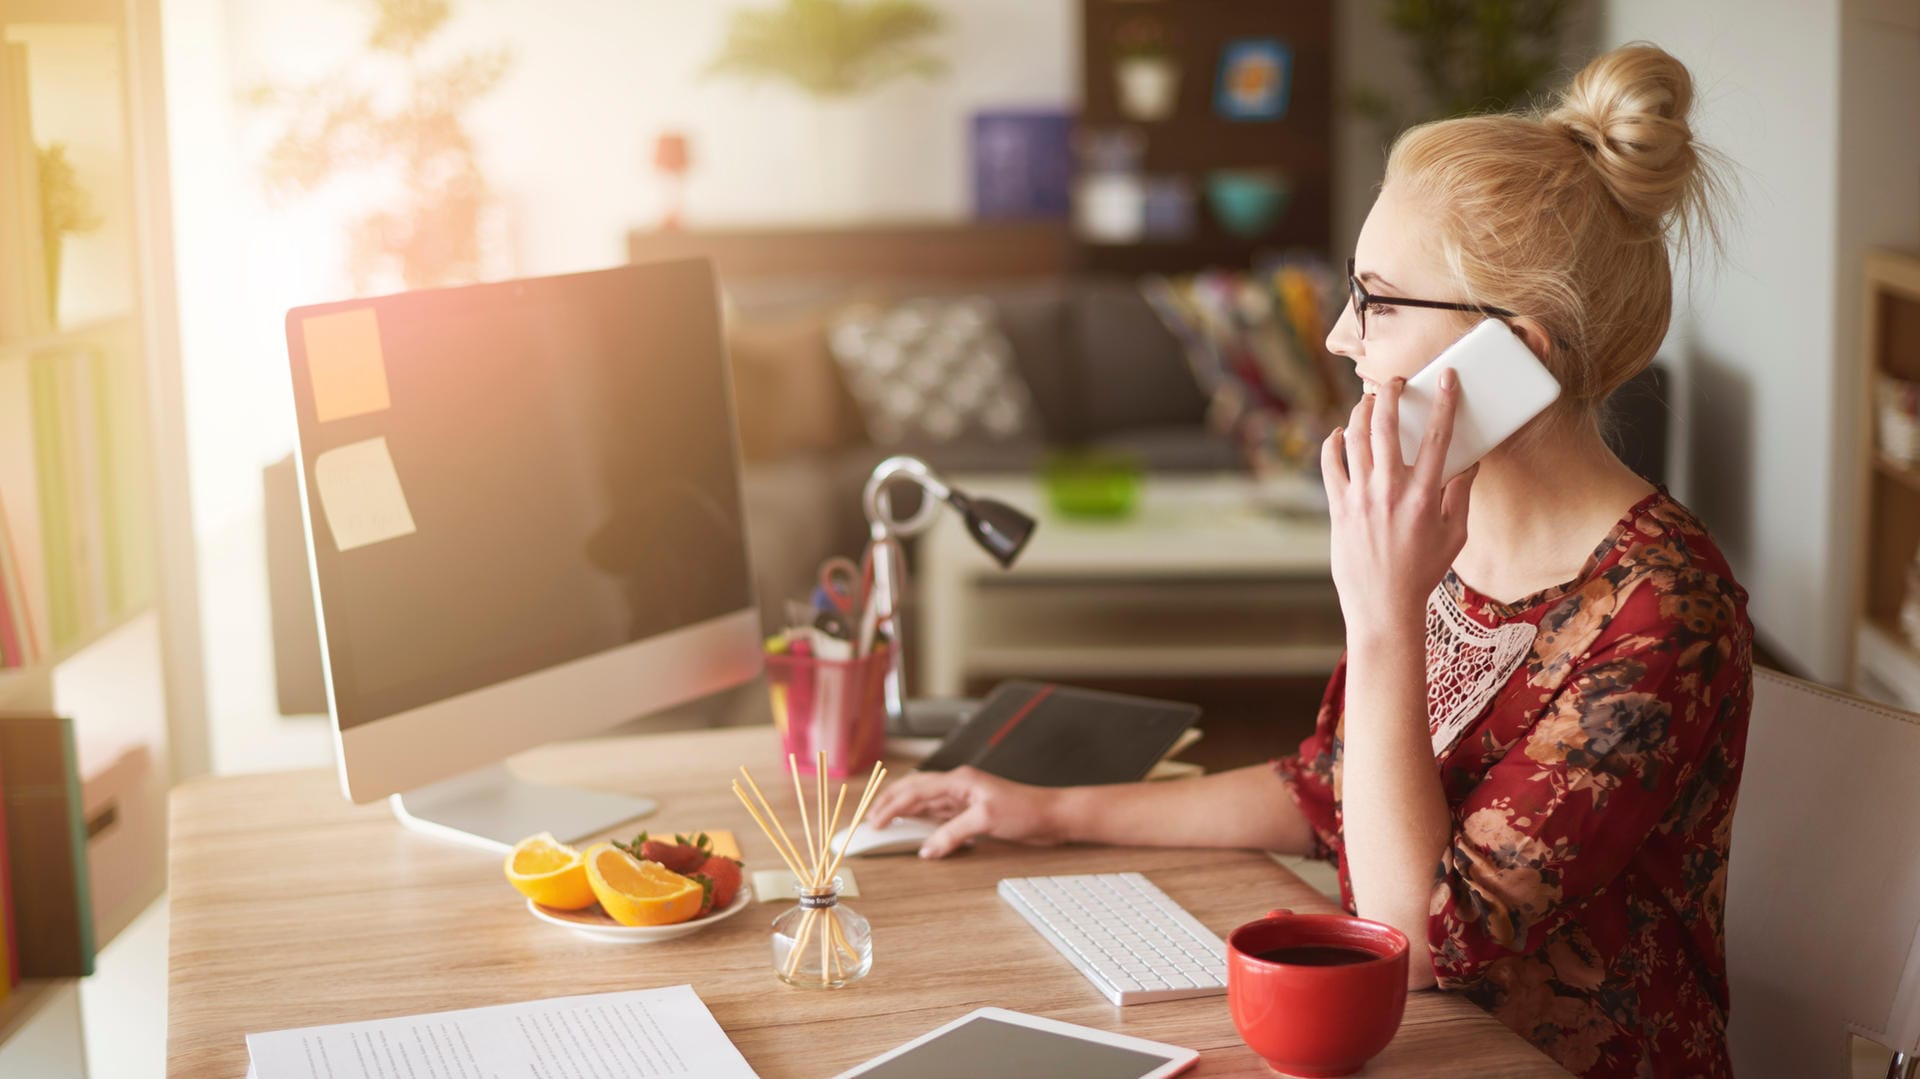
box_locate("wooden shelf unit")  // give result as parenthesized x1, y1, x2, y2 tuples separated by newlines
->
(1852, 249, 1920, 706)
(1074, 0, 1334, 275)
(0, 312, 132, 361)
(0, 0, 191, 1069)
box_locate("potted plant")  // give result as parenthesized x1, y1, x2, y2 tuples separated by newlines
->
(706, 0, 946, 97)
(1111, 17, 1180, 122)
(38, 143, 102, 327)
(706, 0, 946, 221)
(1351, 0, 1584, 136)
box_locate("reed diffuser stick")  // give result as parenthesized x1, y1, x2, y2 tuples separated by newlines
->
(820, 762, 888, 886)
(822, 783, 848, 875)
(829, 915, 859, 965)
(739, 767, 810, 876)
(816, 751, 830, 869)
(787, 754, 817, 884)
(785, 908, 818, 978)
(730, 782, 808, 881)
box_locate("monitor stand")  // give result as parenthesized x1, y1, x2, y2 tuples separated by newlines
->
(389, 762, 658, 853)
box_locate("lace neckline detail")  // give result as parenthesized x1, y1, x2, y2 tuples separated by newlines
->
(1426, 584, 1537, 758)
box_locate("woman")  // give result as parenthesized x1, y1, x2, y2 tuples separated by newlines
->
(869, 43, 1751, 1079)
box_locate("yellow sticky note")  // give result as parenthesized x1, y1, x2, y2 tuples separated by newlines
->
(303, 308, 391, 422)
(313, 437, 417, 552)
(706, 830, 742, 860)
(752, 866, 859, 901)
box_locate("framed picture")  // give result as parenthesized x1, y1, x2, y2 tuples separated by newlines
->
(971, 110, 1073, 220)
(1215, 38, 1291, 121)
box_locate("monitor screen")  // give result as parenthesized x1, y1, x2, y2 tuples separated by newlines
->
(287, 261, 753, 732)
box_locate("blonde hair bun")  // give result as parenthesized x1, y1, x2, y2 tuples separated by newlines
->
(1380, 42, 1726, 410)
(1546, 43, 1708, 236)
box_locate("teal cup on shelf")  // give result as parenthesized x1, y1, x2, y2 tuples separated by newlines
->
(1206, 169, 1292, 238)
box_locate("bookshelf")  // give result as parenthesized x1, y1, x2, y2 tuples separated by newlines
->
(1074, 0, 1333, 274)
(1852, 249, 1920, 708)
(0, 0, 198, 1070)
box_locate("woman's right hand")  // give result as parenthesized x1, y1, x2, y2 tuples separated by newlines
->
(865, 766, 1068, 858)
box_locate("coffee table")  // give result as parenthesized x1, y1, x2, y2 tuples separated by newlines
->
(916, 472, 1341, 696)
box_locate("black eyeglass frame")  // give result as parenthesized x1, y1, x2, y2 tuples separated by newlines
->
(1346, 257, 1515, 340)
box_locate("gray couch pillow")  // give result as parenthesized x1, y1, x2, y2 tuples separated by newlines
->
(1072, 280, 1208, 438)
(828, 296, 1040, 447)
(987, 283, 1081, 443)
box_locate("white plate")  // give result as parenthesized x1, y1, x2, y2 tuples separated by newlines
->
(527, 882, 755, 943)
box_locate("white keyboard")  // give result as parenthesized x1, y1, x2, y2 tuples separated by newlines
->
(997, 872, 1228, 1005)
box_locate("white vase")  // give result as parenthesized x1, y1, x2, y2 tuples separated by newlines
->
(1074, 172, 1147, 244)
(1115, 57, 1181, 122)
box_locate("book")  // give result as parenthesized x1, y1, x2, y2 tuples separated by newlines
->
(22, 341, 149, 658)
(918, 680, 1202, 788)
(0, 481, 36, 667)
(0, 757, 15, 996)
(0, 712, 94, 977)
(29, 353, 78, 650)
(63, 346, 109, 630)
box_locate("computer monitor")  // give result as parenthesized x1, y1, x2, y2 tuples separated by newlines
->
(283, 259, 763, 851)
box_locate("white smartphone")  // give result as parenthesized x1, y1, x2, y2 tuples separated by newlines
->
(1395, 318, 1561, 478)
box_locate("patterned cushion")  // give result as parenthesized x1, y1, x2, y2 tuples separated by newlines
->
(827, 297, 1039, 447)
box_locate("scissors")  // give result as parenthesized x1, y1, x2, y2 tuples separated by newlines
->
(814, 553, 873, 621)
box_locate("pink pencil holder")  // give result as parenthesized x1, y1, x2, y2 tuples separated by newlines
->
(767, 643, 891, 778)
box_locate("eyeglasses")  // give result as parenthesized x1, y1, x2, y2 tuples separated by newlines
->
(1346, 257, 1514, 340)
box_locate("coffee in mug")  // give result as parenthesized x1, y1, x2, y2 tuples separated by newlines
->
(1226, 909, 1410, 1077)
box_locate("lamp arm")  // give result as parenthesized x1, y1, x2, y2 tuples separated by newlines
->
(858, 454, 1035, 724)
(862, 455, 950, 537)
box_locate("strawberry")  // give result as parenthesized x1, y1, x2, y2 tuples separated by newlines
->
(613, 831, 712, 875)
(690, 854, 742, 915)
(688, 873, 717, 918)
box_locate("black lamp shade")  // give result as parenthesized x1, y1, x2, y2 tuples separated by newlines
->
(947, 490, 1035, 568)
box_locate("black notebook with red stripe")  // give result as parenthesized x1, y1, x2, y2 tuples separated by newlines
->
(917, 681, 1201, 787)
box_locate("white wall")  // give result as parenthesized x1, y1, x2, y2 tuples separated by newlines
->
(165, 0, 1078, 770)
(1601, 1, 1920, 683)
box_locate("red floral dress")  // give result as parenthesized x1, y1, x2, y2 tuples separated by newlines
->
(1276, 489, 1751, 1079)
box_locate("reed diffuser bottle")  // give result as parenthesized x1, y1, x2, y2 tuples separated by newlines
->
(771, 877, 872, 988)
(733, 754, 888, 990)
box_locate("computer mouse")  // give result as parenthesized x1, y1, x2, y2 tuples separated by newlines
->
(833, 816, 941, 857)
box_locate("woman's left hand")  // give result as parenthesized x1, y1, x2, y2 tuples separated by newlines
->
(1320, 371, 1478, 636)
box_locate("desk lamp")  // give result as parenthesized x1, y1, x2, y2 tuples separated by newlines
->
(860, 456, 1036, 723)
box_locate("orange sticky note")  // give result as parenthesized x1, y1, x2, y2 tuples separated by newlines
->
(303, 307, 390, 422)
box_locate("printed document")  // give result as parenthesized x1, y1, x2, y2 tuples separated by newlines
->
(244, 984, 757, 1078)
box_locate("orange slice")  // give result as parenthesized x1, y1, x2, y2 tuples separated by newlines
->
(583, 842, 704, 926)
(504, 832, 596, 910)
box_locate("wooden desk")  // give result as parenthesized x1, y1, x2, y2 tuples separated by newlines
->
(167, 727, 1564, 1077)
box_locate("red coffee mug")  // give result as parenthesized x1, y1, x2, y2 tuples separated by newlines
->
(1226, 909, 1410, 1077)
